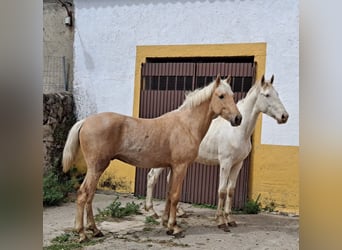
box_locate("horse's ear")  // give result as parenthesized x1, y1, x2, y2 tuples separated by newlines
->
(261, 75, 265, 86)
(215, 74, 221, 87)
(270, 74, 274, 84)
(225, 75, 232, 85)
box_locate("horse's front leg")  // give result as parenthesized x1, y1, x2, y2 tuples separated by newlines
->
(166, 169, 186, 217)
(145, 168, 164, 218)
(161, 168, 172, 227)
(216, 160, 232, 232)
(164, 164, 188, 237)
(224, 161, 244, 227)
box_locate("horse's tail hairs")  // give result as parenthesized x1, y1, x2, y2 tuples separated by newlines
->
(62, 119, 85, 173)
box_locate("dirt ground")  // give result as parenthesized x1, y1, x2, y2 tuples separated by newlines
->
(43, 192, 299, 249)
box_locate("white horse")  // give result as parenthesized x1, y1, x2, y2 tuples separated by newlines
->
(144, 75, 289, 231)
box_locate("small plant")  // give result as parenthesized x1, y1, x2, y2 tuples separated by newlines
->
(95, 196, 140, 221)
(243, 194, 261, 214)
(264, 199, 276, 212)
(51, 232, 73, 243)
(43, 171, 76, 206)
(145, 216, 159, 225)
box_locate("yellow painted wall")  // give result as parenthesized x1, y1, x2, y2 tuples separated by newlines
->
(250, 118, 299, 214)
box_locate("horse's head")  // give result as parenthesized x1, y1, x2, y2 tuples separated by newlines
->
(211, 75, 242, 126)
(256, 75, 289, 124)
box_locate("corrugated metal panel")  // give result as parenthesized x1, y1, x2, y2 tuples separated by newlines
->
(135, 60, 256, 209)
(195, 62, 254, 77)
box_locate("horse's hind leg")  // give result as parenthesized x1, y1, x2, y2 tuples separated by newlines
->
(75, 175, 89, 242)
(75, 167, 105, 242)
(224, 161, 243, 227)
(145, 168, 164, 218)
(85, 171, 104, 237)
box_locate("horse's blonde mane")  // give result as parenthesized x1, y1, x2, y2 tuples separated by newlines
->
(178, 80, 216, 110)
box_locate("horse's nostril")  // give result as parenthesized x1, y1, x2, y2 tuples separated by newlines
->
(235, 115, 242, 125)
(282, 113, 288, 121)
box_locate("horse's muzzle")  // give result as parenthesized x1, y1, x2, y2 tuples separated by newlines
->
(231, 114, 242, 127)
(277, 112, 289, 124)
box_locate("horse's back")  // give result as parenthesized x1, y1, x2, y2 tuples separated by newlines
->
(79, 112, 174, 167)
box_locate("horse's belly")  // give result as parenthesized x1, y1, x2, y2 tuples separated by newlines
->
(116, 151, 170, 169)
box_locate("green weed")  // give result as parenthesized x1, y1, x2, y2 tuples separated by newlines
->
(95, 196, 140, 221)
(145, 216, 159, 225)
(43, 232, 103, 250)
(263, 199, 277, 212)
(43, 171, 76, 206)
(243, 194, 261, 214)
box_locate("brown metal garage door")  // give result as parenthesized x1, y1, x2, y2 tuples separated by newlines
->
(134, 58, 256, 209)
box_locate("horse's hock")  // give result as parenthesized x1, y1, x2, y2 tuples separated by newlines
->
(43, 92, 76, 174)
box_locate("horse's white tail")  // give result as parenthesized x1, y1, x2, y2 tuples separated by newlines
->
(62, 119, 85, 173)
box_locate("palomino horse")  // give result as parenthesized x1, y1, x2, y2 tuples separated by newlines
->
(62, 75, 242, 242)
(144, 75, 289, 231)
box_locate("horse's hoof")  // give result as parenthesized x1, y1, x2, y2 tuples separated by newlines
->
(228, 221, 237, 227)
(152, 213, 160, 219)
(173, 231, 185, 238)
(93, 230, 104, 237)
(218, 223, 230, 232)
(178, 213, 189, 218)
(166, 229, 174, 235)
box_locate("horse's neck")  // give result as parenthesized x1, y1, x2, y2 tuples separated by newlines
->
(181, 100, 214, 141)
(238, 86, 261, 140)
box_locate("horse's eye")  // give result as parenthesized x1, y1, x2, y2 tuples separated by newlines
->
(219, 95, 224, 99)
(265, 94, 270, 98)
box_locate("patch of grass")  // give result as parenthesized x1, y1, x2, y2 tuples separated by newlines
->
(95, 196, 141, 221)
(44, 232, 104, 250)
(51, 232, 72, 243)
(243, 194, 261, 214)
(193, 203, 217, 209)
(145, 216, 159, 225)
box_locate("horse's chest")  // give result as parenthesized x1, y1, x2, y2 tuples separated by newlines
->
(231, 141, 252, 163)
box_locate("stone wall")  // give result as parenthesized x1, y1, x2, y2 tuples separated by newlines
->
(43, 92, 76, 174)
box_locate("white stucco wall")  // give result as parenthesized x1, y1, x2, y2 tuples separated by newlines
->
(73, 0, 298, 146)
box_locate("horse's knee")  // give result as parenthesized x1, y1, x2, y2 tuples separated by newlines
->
(147, 170, 158, 185)
(218, 190, 227, 200)
(228, 187, 235, 198)
(77, 189, 87, 205)
(169, 198, 180, 211)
